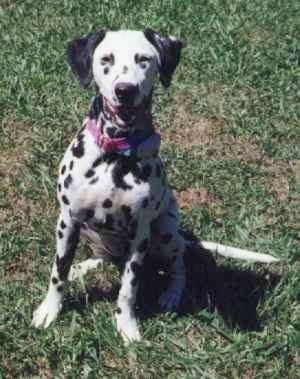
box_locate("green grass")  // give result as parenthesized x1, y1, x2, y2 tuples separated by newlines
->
(0, 0, 299, 377)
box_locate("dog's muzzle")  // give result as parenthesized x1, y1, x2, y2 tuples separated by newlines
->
(103, 94, 145, 128)
(115, 82, 139, 105)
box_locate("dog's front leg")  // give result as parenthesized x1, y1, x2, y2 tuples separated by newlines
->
(115, 225, 150, 344)
(32, 210, 80, 328)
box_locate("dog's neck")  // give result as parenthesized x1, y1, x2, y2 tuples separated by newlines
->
(88, 93, 154, 138)
(86, 93, 160, 158)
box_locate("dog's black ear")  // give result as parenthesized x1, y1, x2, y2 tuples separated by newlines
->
(144, 28, 185, 88)
(67, 30, 106, 88)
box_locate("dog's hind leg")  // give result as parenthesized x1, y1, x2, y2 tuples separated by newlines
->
(152, 196, 187, 311)
(158, 254, 186, 311)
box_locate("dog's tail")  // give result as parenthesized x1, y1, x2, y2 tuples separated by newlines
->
(200, 241, 280, 263)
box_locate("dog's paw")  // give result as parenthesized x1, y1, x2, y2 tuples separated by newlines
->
(159, 288, 182, 312)
(68, 258, 103, 282)
(115, 313, 141, 344)
(68, 264, 85, 281)
(31, 297, 62, 328)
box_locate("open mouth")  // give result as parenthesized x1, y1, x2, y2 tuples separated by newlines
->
(104, 97, 143, 129)
(118, 105, 138, 124)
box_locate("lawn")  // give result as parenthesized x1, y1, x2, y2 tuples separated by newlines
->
(0, 0, 299, 377)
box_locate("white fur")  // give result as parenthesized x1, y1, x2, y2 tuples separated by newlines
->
(200, 241, 279, 263)
(92, 31, 159, 107)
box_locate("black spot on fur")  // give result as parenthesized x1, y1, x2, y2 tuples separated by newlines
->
(64, 174, 73, 189)
(108, 53, 115, 65)
(58, 230, 64, 239)
(72, 140, 84, 158)
(72, 139, 85, 158)
(121, 205, 132, 222)
(61, 165, 66, 175)
(58, 183, 62, 192)
(62, 195, 70, 205)
(131, 261, 142, 276)
(160, 233, 172, 244)
(89, 177, 99, 184)
(106, 154, 151, 190)
(131, 277, 138, 286)
(142, 198, 149, 208)
(103, 198, 113, 208)
(57, 285, 64, 292)
(56, 224, 80, 281)
(92, 157, 103, 168)
(60, 220, 67, 229)
(111, 157, 133, 190)
(137, 238, 149, 253)
(104, 67, 109, 75)
(156, 163, 161, 177)
(52, 277, 58, 285)
(69, 161, 74, 170)
(85, 169, 95, 178)
(115, 307, 122, 314)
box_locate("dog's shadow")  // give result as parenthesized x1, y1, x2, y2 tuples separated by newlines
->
(67, 232, 281, 332)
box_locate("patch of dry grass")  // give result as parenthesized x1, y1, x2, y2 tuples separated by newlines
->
(174, 188, 220, 210)
(162, 94, 297, 207)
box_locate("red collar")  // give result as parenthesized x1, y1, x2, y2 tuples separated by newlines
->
(84, 117, 161, 158)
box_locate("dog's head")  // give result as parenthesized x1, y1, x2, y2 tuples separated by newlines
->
(67, 29, 184, 128)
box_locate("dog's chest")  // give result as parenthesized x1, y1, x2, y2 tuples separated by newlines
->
(57, 129, 168, 235)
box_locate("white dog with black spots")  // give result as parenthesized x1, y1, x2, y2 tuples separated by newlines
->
(32, 29, 279, 343)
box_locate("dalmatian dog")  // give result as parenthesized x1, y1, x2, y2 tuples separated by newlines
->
(32, 29, 279, 343)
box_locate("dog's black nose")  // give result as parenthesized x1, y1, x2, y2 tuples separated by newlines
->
(115, 82, 138, 103)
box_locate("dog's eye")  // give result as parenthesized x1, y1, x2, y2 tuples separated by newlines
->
(135, 54, 151, 66)
(139, 55, 151, 63)
(101, 54, 114, 65)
